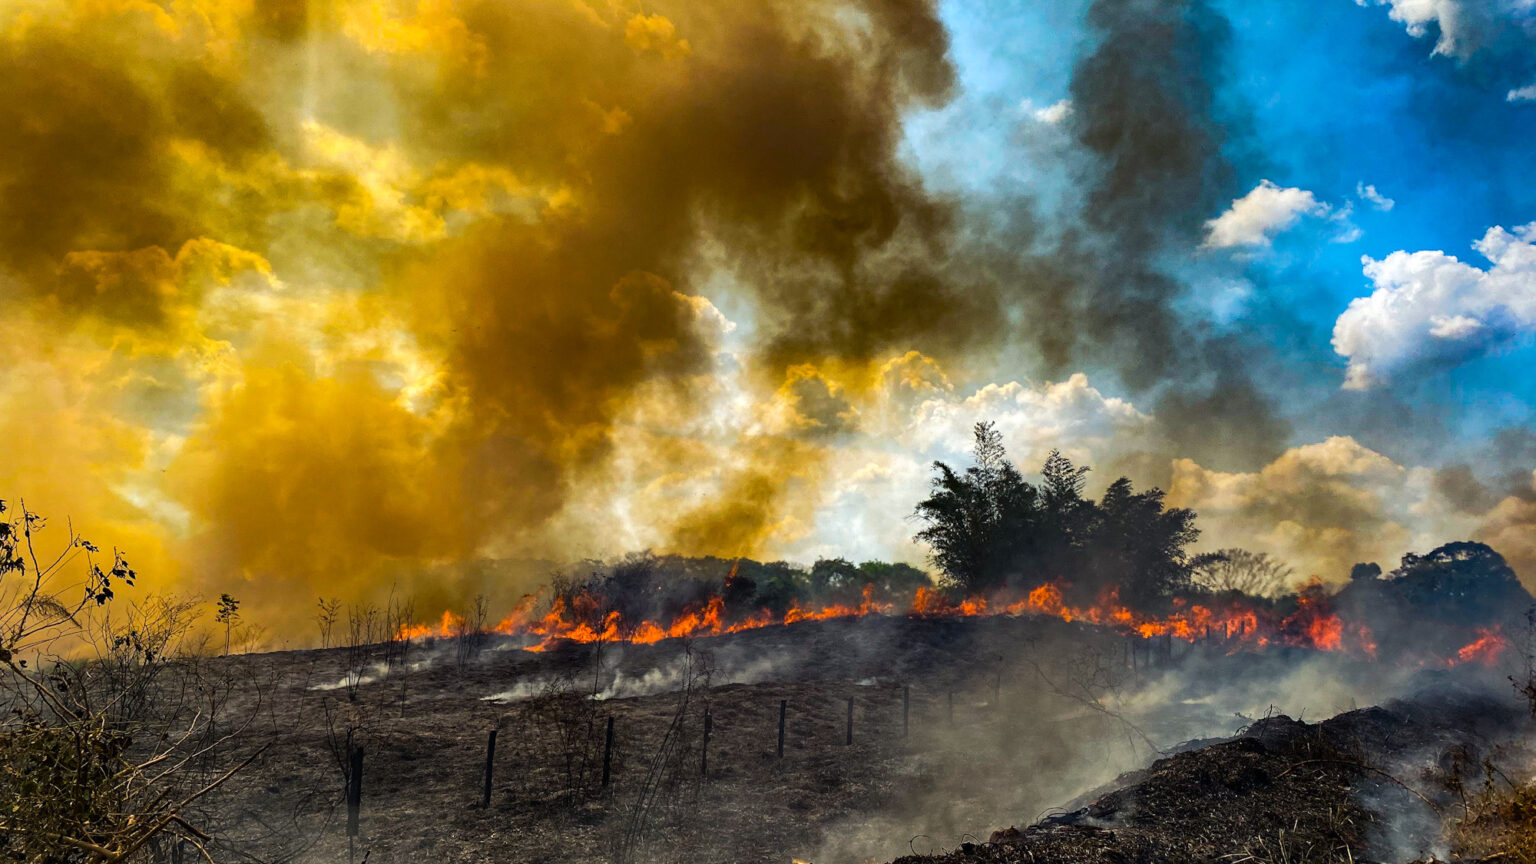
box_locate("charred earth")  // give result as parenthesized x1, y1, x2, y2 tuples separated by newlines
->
(168, 612, 1533, 864)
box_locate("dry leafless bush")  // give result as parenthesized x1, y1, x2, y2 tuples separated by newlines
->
(455, 595, 489, 676)
(0, 498, 261, 862)
(315, 598, 341, 650)
(341, 604, 381, 702)
(613, 641, 715, 864)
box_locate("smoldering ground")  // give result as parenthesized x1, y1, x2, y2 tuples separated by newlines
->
(164, 610, 1532, 864)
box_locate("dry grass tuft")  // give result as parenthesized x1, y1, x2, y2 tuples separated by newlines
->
(1452, 781, 1536, 864)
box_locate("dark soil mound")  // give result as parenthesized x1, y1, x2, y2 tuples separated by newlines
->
(891, 684, 1527, 864)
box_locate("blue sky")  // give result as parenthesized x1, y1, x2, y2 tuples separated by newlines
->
(902, 0, 1536, 464)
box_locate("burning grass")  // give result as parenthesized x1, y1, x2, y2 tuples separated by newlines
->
(398, 573, 1510, 673)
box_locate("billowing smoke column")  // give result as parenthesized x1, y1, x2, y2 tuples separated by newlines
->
(0, 0, 998, 622)
(0, 0, 1531, 639)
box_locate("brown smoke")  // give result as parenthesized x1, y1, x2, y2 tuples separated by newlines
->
(0, 0, 987, 635)
(3, 0, 1526, 640)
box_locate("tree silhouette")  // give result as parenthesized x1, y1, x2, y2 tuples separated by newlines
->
(914, 422, 1030, 593)
(914, 422, 1200, 604)
(1192, 548, 1295, 598)
(215, 593, 240, 657)
(1087, 478, 1199, 607)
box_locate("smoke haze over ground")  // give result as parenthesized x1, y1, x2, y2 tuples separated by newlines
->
(160, 610, 1533, 863)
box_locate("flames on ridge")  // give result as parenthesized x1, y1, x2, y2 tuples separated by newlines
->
(395, 572, 1508, 667)
(1452, 627, 1511, 667)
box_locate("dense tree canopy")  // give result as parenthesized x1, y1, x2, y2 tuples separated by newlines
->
(914, 422, 1200, 606)
(1337, 541, 1530, 628)
(549, 553, 933, 625)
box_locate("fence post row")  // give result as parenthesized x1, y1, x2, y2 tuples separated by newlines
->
(326, 683, 1083, 826)
(337, 684, 1100, 820)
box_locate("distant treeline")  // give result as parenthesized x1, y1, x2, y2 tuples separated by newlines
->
(548, 422, 1530, 650)
(549, 554, 930, 628)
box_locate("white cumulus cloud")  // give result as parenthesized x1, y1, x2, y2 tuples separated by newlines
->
(1018, 97, 1073, 125)
(901, 371, 1154, 467)
(1362, 0, 1473, 56)
(1359, 0, 1536, 60)
(1510, 82, 1536, 101)
(1032, 99, 1073, 125)
(1202, 180, 1332, 249)
(1357, 182, 1396, 211)
(1331, 223, 1536, 389)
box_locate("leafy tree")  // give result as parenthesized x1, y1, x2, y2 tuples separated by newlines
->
(750, 562, 809, 615)
(1039, 449, 1093, 539)
(1382, 541, 1527, 623)
(915, 422, 1037, 593)
(720, 562, 758, 615)
(857, 561, 931, 599)
(809, 557, 863, 603)
(1349, 562, 1382, 582)
(913, 423, 1201, 604)
(1334, 541, 1533, 660)
(1084, 478, 1199, 606)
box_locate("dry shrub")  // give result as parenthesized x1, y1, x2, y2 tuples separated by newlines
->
(1, 499, 258, 861)
(1452, 611, 1536, 864)
(1451, 780, 1536, 864)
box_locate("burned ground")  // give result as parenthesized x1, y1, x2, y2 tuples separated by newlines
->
(169, 616, 1530, 864)
(895, 681, 1530, 863)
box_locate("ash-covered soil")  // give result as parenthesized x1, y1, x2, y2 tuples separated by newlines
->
(177, 616, 1530, 864)
(895, 681, 1531, 864)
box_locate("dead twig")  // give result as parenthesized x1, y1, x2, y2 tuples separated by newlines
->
(1276, 759, 1441, 815)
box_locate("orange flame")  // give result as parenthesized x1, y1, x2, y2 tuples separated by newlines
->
(1451, 627, 1509, 667)
(392, 574, 1484, 664)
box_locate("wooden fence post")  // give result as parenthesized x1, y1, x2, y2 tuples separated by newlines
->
(701, 708, 712, 778)
(902, 685, 910, 740)
(481, 728, 497, 808)
(602, 715, 615, 788)
(777, 699, 786, 758)
(346, 745, 363, 841)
